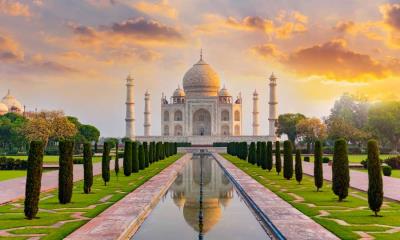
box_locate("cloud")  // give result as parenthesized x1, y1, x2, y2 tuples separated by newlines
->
(282, 39, 387, 81)
(0, 34, 24, 62)
(132, 0, 177, 19)
(251, 43, 282, 59)
(0, 0, 30, 17)
(85, 0, 116, 8)
(381, 3, 400, 31)
(196, 11, 307, 39)
(68, 17, 184, 46)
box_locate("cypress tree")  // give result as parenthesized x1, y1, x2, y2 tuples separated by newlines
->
(332, 139, 350, 201)
(295, 149, 303, 184)
(144, 142, 149, 168)
(132, 141, 139, 173)
(154, 142, 158, 162)
(283, 140, 293, 180)
(115, 140, 119, 176)
(159, 142, 165, 160)
(314, 140, 323, 192)
(256, 142, 262, 167)
(149, 142, 154, 164)
(260, 142, 267, 170)
(248, 142, 256, 164)
(24, 141, 44, 219)
(275, 141, 282, 175)
(266, 141, 273, 171)
(156, 142, 161, 161)
(102, 141, 111, 186)
(242, 142, 248, 161)
(123, 141, 132, 176)
(59, 140, 74, 204)
(174, 142, 178, 154)
(83, 142, 93, 194)
(139, 144, 145, 170)
(367, 140, 383, 216)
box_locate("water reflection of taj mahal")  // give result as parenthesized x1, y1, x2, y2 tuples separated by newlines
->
(169, 156, 234, 234)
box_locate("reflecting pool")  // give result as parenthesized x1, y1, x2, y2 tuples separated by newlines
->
(132, 155, 271, 240)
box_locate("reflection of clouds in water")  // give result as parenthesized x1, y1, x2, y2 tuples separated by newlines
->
(169, 156, 234, 233)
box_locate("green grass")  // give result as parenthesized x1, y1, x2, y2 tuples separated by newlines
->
(305, 154, 396, 163)
(0, 154, 183, 240)
(4, 155, 102, 164)
(222, 153, 400, 240)
(355, 169, 400, 179)
(0, 170, 26, 181)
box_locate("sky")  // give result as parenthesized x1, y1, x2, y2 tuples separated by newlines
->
(1, 0, 400, 137)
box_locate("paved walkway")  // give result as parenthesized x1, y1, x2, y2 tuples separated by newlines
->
(302, 162, 400, 201)
(0, 160, 115, 205)
(65, 154, 191, 240)
(214, 153, 338, 240)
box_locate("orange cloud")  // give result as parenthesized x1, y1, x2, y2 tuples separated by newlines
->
(0, 0, 30, 17)
(132, 0, 177, 19)
(250, 43, 282, 59)
(0, 34, 24, 62)
(333, 20, 384, 41)
(282, 39, 387, 81)
(196, 11, 307, 39)
(380, 3, 400, 48)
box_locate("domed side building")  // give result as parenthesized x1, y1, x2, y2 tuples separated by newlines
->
(0, 90, 24, 115)
(160, 55, 242, 137)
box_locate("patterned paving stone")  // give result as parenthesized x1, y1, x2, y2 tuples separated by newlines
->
(213, 153, 339, 240)
(0, 160, 115, 205)
(302, 161, 400, 201)
(65, 154, 191, 240)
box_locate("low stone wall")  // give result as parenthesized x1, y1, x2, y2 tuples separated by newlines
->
(135, 135, 276, 145)
(65, 154, 191, 240)
(179, 146, 226, 153)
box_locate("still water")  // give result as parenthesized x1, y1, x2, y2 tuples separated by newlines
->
(133, 155, 271, 240)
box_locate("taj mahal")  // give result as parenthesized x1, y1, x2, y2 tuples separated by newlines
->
(126, 52, 278, 145)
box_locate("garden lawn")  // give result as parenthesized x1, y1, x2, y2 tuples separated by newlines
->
(0, 170, 26, 181)
(222, 153, 400, 240)
(5, 155, 102, 164)
(0, 154, 183, 240)
(305, 154, 395, 163)
(355, 169, 400, 179)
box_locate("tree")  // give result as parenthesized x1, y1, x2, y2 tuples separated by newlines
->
(149, 142, 154, 164)
(139, 143, 145, 170)
(123, 141, 132, 176)
(295, 149, 303, 184)
(242, 142, 248, 161)
(256, 142, 262, 166)
(283, 140, 293, 180)
(102, 141, 111, 186)
(58, 140, 74, 204)
(332, 139, 350, 201)
(266, 141, 273, 171)
(367, 140, 383, 216)
(314, 140, 323, 191)
(277, 113, 306, 144)
(368, 101, 400, 152)
(144, 142, 149, 168)
(24, 141, 44, 219)
(115, 139, 119, 176)
(79, 124, 100, 143)
(260, 142, 267, 169)
(248, 142, 256, 164)
(83, 142, 93, 194)
(327, 117, 369, 143)
(132, 142, 139, 173)
(275, 141, 282, 175)
(0, 113, 27, 153)
(296, 118, 327, 144)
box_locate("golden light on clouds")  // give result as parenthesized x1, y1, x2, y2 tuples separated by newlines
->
(0, 0, 30, 17)
(132, 0, 177, 19)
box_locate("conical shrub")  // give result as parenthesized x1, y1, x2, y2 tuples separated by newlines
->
(83, 142, 93, 193)
(275, 141, 281, 175)
(283, 140, 293, 180)
(295, 149, 303, 184)
(139, 144, 145, 170)
(123, 141, 132, 176)
(367, 139, 383, 216)
(101, 141, 111, 186)
(314, 140, 323, 191)
(266, 141, 273, 171)
(144, 142, 149, 168)
(332, 139, 350, 201)
(59, 140, 74, 204)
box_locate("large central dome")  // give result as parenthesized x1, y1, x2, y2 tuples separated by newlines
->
(182, 57, 221, 97)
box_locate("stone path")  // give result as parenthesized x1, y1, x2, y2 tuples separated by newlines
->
(65, 154, 191, 240)
(213, 153, 339, 240)
(0, 160, 115, 205)
(302, 162, 400, 202)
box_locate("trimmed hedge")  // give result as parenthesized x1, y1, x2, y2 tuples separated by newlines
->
(24, 141, 44, 219)
(0, 157, 27, 170)
(283, 141, 293, 180)
(144, 142, 149, 168)
(139, 143, 145, 170)
(123, 141, 132, 176)
(58, 140, 74, 204)
(132, 142, 139, 173)
(314, 140, 323, 192)
(382, 165, 392, 176)
(266, 141, 273, 171)
(102, 141, 111, 186)
(248, 142, 256, 165)
(275, 141, 281, 175)
(295, 149, 303, 184)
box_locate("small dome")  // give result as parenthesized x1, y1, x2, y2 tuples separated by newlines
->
(182, 55, 221, 97)
(2, 90, 23, 113)
(218, 86, 231, 97)
(0, 102, 8, 115)
(173, 85, 186, 97)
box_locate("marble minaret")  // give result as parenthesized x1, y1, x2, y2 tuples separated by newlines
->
(125, 74, 135, 139)
(252, 89, 259, 136)
(268, 73, 278, 137)
(144, 90, 151, 136)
